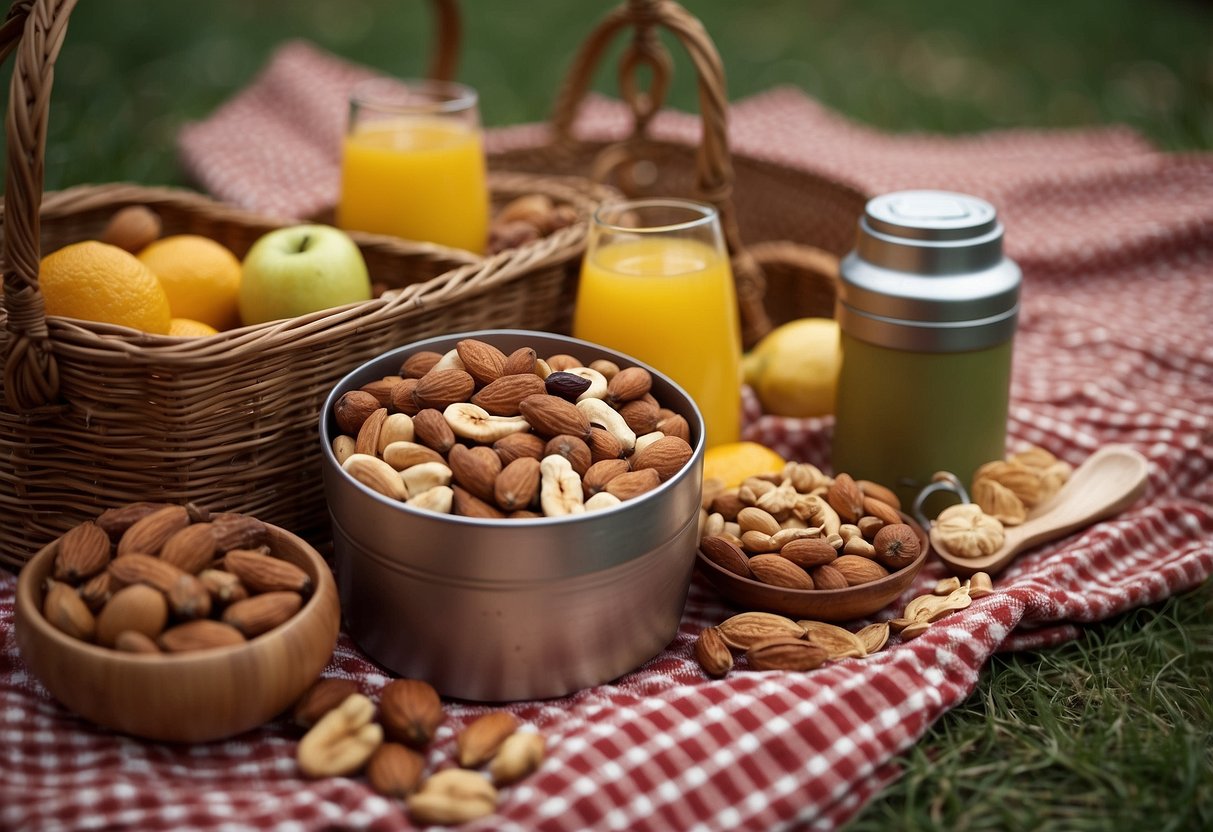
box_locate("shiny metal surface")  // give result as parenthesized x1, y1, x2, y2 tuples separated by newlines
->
(838, 189, 1021, 353)
(320, 330, 706, 701)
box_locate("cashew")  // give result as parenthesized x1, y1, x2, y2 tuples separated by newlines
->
(634, 431, 665, 455)
(575, 398, 636, 453)
(567, 366, 608, 401)
(430, 348, 465, 372)
(770, 527, 821, 549)
(826, 532, 844, 550)
(342, 454, 406, 501)
(332, 435, 356, 466)
(740, 530, 777, 553)
(584, 491, 622, 513)
(739, 478, 777, 505)
(407, 769, 498, 826)
(377, 412, 415, 453)
(839, 524, 863, 544)
(533, 358, 553, 379)
(297, 693, 384, 778)
(406, 485, 454, 514)
(400, 462, 453, 497)
(843, 536, 876, 557)
(808, 494, 842, 537)
(488, 731, 546, 786)
(443, 402, 531, 444)
(539, 454, 585, 516)
(857, 515, 886, 539)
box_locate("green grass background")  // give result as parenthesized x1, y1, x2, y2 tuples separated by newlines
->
(6, 1, 1212, 829)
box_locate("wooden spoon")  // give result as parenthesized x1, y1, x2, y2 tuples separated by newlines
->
(931, 444, 1150, 577)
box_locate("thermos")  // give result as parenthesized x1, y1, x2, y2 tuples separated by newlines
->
(831, 190, 1021, 509)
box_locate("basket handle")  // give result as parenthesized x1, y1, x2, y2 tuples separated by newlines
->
(543, 0, 773, 347)
(2, 0, 74, 413)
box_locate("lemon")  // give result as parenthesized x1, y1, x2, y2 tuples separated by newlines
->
(168, 317, 220, 337)
(39, 241, 172, 334)
(743, 318, 841, 418)
(703, 441, 786, 488)
(138, 234, 242, 331)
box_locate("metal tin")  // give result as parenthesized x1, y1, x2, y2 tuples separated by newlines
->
(319, 330, 705, 702)
(837, 190, 1021, 353)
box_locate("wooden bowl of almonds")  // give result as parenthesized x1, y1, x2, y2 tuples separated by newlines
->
(14, 504, 340, 742)
(695, 469, 930, 621)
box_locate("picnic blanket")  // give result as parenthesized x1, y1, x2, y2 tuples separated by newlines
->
(3, 40, 1212, 831)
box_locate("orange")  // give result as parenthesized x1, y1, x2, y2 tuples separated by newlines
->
(137, 234, 242, 330)
(39, 241, 172, 334)
(703, 441, 787, 489)
(168, 318, 219, 337)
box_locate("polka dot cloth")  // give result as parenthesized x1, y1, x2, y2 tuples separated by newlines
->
(5, 40, 1210, 832)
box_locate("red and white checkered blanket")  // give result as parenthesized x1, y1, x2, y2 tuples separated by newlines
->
(2, 41, 1211, 831)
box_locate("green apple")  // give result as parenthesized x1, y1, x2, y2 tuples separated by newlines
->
(238, 224, 372, 325)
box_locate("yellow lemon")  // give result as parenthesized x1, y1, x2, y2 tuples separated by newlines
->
(703, 441, 786, 489)
(743, 317, 841, 418)
(137, 234, 242, 331)
(39, 241, 171, 334)
(168, 317, 219, 337)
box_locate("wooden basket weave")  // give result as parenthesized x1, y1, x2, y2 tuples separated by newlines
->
(0, 0, 612, 568)
(488, 0, 869, 348)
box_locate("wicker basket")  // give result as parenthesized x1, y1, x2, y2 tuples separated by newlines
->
(489, 0, 868, 347)
(0, 0, 612, 568)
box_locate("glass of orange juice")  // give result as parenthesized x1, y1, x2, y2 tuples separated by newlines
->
(337, 78, 489, 254)
(573, 199, 742, 448)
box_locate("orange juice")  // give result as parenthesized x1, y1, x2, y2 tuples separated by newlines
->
(574, 237, 742, 448)
(337, 117, 489, 253)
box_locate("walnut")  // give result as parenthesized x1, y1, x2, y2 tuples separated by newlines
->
(933, 503, 1005, 558)
(972, 478, 1028, 525)
(972, 459, 1041, 509)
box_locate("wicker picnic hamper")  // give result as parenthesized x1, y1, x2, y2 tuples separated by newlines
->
(488, 0, 869, 347)
(0, 0, 613, 568)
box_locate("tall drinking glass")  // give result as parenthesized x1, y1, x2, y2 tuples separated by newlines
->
(573, 199, 742, 448)
(337, 78, 489, 254)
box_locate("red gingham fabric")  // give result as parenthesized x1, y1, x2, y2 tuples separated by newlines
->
(3, 41, 1212, 831)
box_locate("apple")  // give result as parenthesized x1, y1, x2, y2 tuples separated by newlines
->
(238, 224, 372, 325)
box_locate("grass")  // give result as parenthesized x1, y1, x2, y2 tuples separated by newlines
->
(3, 0, 1211, 827)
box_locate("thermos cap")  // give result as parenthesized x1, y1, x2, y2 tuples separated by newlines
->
(838, 190, 1021, 353)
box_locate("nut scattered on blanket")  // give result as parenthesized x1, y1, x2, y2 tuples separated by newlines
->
(293, 677, 545, 824)
(693, 572, 995, 677)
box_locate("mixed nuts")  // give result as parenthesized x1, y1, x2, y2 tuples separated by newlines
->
(41, 502, 307, 653)
(331, 338, 695, 518)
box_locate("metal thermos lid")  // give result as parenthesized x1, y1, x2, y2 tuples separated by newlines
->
(837, 190, 1021, 352)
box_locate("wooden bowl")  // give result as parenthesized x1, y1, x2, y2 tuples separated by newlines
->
(696, 515, 930, 621)
(14, 522, 340, 743)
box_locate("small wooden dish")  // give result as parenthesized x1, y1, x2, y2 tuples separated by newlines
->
(14, 522, 340, 743)
(696, 515, 930, 621)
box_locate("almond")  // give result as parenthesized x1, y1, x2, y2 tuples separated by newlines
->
(856, 621, 890, 654)
(832, 554, 890, 586)
(382, 441, 446, 471)
(457, 711, 518, 768)
(862, 495, 902, 527)
(717, 611, 805, 650)
(167, 574, 213, 620)
(587, 426, 624, 463)
(606, 366, 652, 405)
(198, 568, 249, 605)
(656, 412, 691, 443)
(42, 580, 96, 641)
(96, 583, 168, 647)
(698, 535, 753, 578)
(582, 458, 630, 496)
(452, 485, 507, 519)
(470, 372, 546, 416)
(367, 743, 426, 798)
(488, 731, 546, 787)
(116, 504, 190, 557)
(709, 491, 746, 522)
(456, 338, 508, 385)
(494, 457, 541, 512)
(223, 549, 312, 595)
(413, 368, 476, 411)
(390, 378, 421, 415)
(109, 553, 188, 593)
(211, 514, 269, 552)
(543, 434, 592, 477)
(748, 554, 815, 589)
(809, 563, 849, 590)
(545, 353, 581, 371)
(78, 571, 115, 612)
(857, 479, 902, 510)
(826, 473, 865, 524)
(158, 619, 246, 652)
(401, 350, 443, 379)
(360, 377, 404, 408)
(293, 678, 361, 729)
(501, 346, 537, 376)
(797, 620, 867, 660)
(95, 501, 173, 541)
(603, 467, 660, 501)
(380, 678, 445, 748)
(410, 408, 456, 454)
(693, 626, 733, 678)
(114, 630, 161, 654)
(334, 390, 381, 434)
(492, 431, 547, 465)
(618, 399, 659, 435)
(355, 407, 390, 456)
(343, 453, 408, 500)
(54, 521, 111, 583)
(746, 637, 828, 671)
(778, 538, 837, 570)
(519, 394, 591, 440)
(159, 522, 220, 574)
(629, 435, 693, 481)
(221, 590, 301, 637)
(448, 444, 503, 504)
(737, 506, 781, 537)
